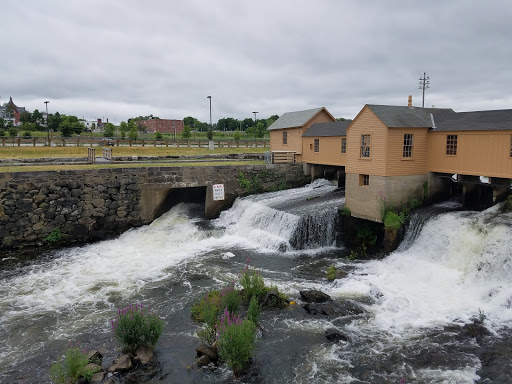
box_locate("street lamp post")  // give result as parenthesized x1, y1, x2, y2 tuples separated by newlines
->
(207, 96, 212, 140)
(44, 101, 50, 145)
(252, 111, 258, 122)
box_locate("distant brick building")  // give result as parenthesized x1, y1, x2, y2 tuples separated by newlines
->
(0, 97, 26, 126)
(139, 119, 184, 135)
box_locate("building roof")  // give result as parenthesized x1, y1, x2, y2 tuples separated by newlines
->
(267, 107, 326, 130)
(302, 120, 352, 137)
(367, 105, 455, 128)
(432, 109, 512, 131)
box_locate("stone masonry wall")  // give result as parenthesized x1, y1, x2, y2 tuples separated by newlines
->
(0, 164, 305, 249)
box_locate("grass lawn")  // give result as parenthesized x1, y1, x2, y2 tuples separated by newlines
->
(0, 160, 265, 173)
(0, 146, 267, 159)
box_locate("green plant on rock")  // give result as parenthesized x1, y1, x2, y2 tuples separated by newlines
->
(216, 309, 256, 376)
(239, 258, 266, 304)
(50, 345, 99, 384)
(192, 290, 222, 345)
(247, 296, 260, 325)
(340, 206, 351, 216)
(326, 266, 337, 281)
(384, 210, 404, 231)
(111, 303, 164, 353)
(45, 228, 62, 244)
(221, 282, 241, 313)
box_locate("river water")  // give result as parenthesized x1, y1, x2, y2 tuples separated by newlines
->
(1, 180, 511, 383)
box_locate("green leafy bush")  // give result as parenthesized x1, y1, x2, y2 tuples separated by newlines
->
(192, 290, 222, 345)
(50, 345, 99, 384)
(111, 304, 164, 353)
(239, 259, 266, 304)
(247, 296, 260, 325)
(384, 210, 404, 230)
(221, 282, 241, 313)
(340, 206, 351, 216)
(45, 228, 62, 244)
(326, 266, 336, 281)
(216, 309, 256, 375)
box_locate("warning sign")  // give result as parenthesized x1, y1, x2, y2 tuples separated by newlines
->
(213, 184, 225, 201)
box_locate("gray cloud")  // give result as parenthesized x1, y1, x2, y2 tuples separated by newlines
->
(1, 0, 511, 123)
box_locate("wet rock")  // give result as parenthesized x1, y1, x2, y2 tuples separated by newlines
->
(90, 371, 106, 383)
(134, 344, 153, 364)
(325, 328, 350, 342)
(299, 290, 331, 303)
(304, 300, 365, 317)
(196, 344, 218, 361)
(108, 354, 133, 372)
(260, 289, 289, 309)
(463, 320, 490, 339)
(196, 354, 212, 367)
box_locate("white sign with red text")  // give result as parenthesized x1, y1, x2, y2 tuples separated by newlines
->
(213, 184, 225, 201)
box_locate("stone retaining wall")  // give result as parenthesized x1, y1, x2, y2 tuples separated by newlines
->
(0, 164, 305, 249)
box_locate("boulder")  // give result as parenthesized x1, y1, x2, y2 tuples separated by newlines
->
(299, 290, 331, 303)
(260, 289, 289, 309)
(135, 344, 154, 364)
(196, 344, 218, 361)
(107, 354, 133, 372)
(90, 371, 106, 383)
(325, 328, 350, 342)
(303, 300, 365, 317)
(196, 354, 212, 368)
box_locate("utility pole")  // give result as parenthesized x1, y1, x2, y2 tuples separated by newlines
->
(418, 72, 430, 108)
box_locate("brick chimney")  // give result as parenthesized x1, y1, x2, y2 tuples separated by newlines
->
(408, 95, 413, 107)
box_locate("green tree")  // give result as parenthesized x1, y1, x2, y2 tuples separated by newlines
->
(19, 111, 32, 124)
(233, 129, 241, 141)
(21, 122, 36, 131)
(183, 116, 196, 127)
(0, 118, 5, 130)
(155, 131, 162, 140)
(119, 121, 128, 139)
(32, 109, 44, 128)
(8, 126, 17, 138)
(49, 112, 62, 133)
(104, 122, 115, 138)
(182, 125, 192, 139)
(128, 126, 138, 140)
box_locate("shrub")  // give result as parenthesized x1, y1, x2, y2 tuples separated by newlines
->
(340, 206, 351, 216)
(45, 228, 62, 244)
(191, 290, 222, 345)
(326, 266, 336, 281)
(239, 260, 266, 304)
(247, 296, 260, 325)
(50, 345, 99, 384)
(216, 309, 256, 375)
(384, 210, 404, 231)
(111, 303, 164, 353)
(221, 282, 241, 313)
(155, 132, 162, 140)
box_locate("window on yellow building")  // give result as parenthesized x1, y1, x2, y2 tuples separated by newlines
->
(314, 138, 319, 152)
(446, 135, 458, 155)
(283, 131, 287, 145)
(361, 134, 370, 158)
(341, 138, 346, 153)
(403, 134, 413, 158)
(359, 174, 369, 186)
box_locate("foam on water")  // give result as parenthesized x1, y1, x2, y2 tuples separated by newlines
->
(332, 206, 512, 334)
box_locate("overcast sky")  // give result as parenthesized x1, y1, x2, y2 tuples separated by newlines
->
(1, 0, 511, 124)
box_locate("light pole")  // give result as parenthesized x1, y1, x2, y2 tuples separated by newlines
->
(44, 101, 50, 144)
(252, 111, 258, 122)
(207, 96, 212, 140)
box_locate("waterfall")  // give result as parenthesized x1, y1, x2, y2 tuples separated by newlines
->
(214, 179, 344, 251)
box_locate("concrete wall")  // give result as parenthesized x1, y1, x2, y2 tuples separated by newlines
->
(346, 173, 426, 222)
(0, 164, 305, 249)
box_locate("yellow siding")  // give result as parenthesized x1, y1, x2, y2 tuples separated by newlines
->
(269, 108, 335, 160)
(385, 128, 429, 176)
(270, 127, 304, 154)
(302, 136, 347, 166)
(428, 131, 512, 178)
(346, 106, 387, 176)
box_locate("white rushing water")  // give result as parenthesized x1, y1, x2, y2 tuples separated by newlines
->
(331, 204, 512, 333)
(1, 181, 511, 383)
